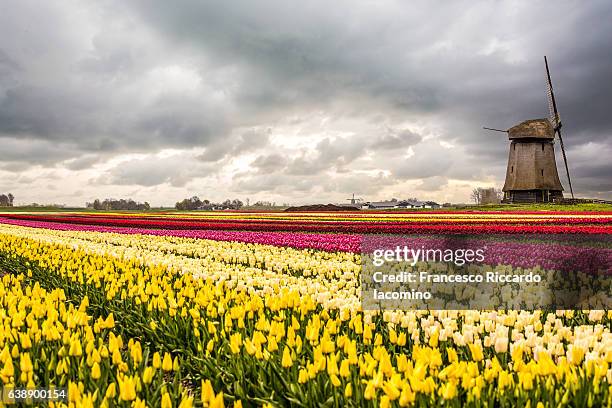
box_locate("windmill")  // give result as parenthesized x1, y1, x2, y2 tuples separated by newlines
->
(346, 193, 363, 205)
(483, 57, 573, 203)
(545, 56, 574, 198)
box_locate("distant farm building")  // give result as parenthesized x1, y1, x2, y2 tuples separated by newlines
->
(364, 201, 398, 210)
(363, 200, 440, 209)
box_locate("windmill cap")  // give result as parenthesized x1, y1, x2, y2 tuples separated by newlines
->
(508, 119, 554, 140)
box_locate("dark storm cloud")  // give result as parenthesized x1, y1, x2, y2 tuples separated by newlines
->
(0, 49, 20, 74)
(376, 130, 422, 150)
(563, 142, 612, 196)
(0, 137, 79, 165)
(0, 0, 611, 199)
(64, 155, 103, 171)
(391, 143, 453, 179)
(250, 154, 287, 174)
(123, 0, 446, 113)
(198, 128, 270, 162)
(233, 173, 320, 194)
(95, 155, 219, 188)
(250, 127, 424, 177)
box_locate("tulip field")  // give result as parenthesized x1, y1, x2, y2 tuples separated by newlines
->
(0, 210, 610, 407)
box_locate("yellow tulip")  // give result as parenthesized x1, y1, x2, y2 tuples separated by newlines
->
(439, 381, 457, 400)
(142, 366, 155, 384)
(1, 358, 14, 378)
(161, 392, 172, 408)
(152, 352, 162, 369)
(201, 379, 215, 403)
(339, 359, 350, 378)
(68, 381, 81, 403)
(330, 374, 341, 387)
(281, 346, 293, 368)
(399, 385, 416, 406)
(130, 342, 143, 365)
(364, 380, 376, 400)
(162, 353, 173, 372)
(229, 333, 242, 354)
(69, 338, 83, 357)
(298, 369, 308, 384)
(20, 333, 32, 349)
(104, 313, 115, 329)
(519, 372, 534, 391)
(91, 362, 101, 380)
(209, 393, 224, 408)
(132, 398, 147, 408)
(20, 353, 33, 373)
(118, 375, 137, 401)
(468, 343, 484, 362)
(178, 397, 194, 408)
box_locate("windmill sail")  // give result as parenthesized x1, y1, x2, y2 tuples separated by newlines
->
(546, 77, 559, 129)
(544, 56, 574, 199)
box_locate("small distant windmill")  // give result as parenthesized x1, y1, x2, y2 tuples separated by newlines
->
(346, 193, 363, 205)
(483, 56, 574, 203)
(545, 56, 574, 198)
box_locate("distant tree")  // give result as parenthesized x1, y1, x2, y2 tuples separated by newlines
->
(471, 187, 502, 205)
(0, 194, 8, 207)
(7, 193, 14, 207)
(470, 188, 482, 204)
(175, 196, 203, 210)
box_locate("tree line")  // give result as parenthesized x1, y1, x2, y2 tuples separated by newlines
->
(0, 193, 14, 207)
(86, 198, 151, 211)
(175, 196, 243, 210)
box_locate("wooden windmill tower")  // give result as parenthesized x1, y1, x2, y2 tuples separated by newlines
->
(485, 56, 574, 203)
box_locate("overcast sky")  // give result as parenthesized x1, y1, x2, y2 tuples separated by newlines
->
(1, 0, 611, 206)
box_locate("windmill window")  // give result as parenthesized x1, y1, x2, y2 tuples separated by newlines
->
(541, 169, 544, 176)
(511, 166, 513, 173)
(513, 144, 516, 150)
(541, 144, 544, 151)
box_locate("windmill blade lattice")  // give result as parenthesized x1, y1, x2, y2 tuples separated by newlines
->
(546, 76, 559, 129)
(544, 56, 574, 198)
